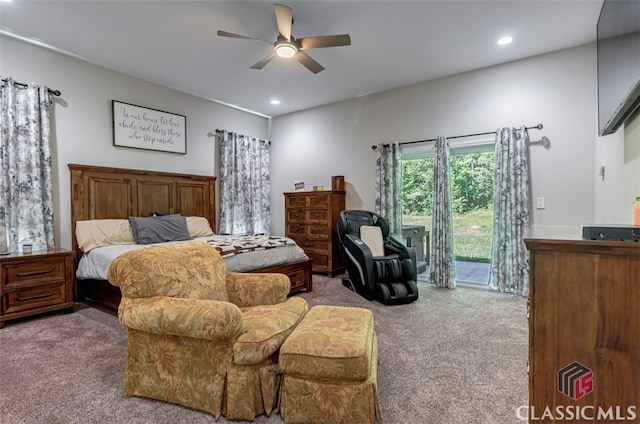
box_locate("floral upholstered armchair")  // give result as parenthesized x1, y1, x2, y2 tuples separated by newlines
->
(106, 241, 308, 421)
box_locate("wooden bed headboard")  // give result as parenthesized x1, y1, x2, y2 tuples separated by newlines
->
(69, 163, 216, 258)
(69, 163, 312, 308)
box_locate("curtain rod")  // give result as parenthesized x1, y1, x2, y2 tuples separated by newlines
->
(209, 129, 256, 139)
(208, 129, 270, 145)
(1, 78, 61, 96)
(371, 123, 543, 150)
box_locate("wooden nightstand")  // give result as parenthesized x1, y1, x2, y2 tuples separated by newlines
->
(0, 248, 74, 329)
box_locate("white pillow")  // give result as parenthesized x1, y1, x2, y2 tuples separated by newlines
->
(76, 219, 134, 252)
(186, 216, 215, 237)
(360, 225, 385, 257)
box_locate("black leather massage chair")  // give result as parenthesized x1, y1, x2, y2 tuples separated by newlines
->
(337, 210, 419, 305)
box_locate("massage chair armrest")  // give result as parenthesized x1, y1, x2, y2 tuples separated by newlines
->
(342, 233, 377, 289)
(118, 296, 245, 342)
(386, 233, 418, 280)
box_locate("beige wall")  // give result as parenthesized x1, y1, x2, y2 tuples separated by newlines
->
(2, 35, 638, 248)
(0, 35, 269, 249)
(269, 43, 640, 236)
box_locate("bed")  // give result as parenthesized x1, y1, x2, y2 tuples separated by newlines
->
(69, 163, 313, 310)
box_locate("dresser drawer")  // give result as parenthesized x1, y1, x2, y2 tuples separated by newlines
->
(287, 196, 307, 208)
(3, 281, 66, 314)
(287, 223, 306, 238)
(307, 253, 329, 270)
(287, 209, 307, 222)
(297, 240, 329, 255)
(308, 194, 330, 208)
(307, 224, 329, 239)
(307, 209, 328, 223)
(4, 260, 66, 288)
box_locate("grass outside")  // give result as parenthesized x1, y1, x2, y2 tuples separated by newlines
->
(403, 208, 493, 263)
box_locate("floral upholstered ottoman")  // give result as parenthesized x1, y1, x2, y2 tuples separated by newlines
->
(279, 305, 382, 424)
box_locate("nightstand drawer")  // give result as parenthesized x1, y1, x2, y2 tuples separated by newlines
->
(0, 249, 73, 328)
(4, 260, 66, 288)
(4, 281, 66, 314)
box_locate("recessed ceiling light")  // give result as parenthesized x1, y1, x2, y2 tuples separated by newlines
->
(497, 36, 513, 45)
(270, 99, 281, 105)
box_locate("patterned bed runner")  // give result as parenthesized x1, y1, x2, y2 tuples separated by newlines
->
(206, 235, 296, 258)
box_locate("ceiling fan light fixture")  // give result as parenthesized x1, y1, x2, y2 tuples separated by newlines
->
(275, 42, 298, 58)
(217, 3, 350, 73)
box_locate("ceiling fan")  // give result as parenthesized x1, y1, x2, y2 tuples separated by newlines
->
(217, 3, 351, 74)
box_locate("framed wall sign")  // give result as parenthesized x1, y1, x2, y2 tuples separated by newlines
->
(112, 100, 187, 154)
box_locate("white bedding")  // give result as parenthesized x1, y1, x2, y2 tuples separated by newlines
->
(76, 236, 309, 280)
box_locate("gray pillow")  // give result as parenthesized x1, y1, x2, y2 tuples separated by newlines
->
(129, 214, 192, 245)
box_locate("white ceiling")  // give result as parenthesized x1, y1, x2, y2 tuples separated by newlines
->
(0, 0, 604, 117)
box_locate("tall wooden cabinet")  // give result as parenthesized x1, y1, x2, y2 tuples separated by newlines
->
(525, 237, 639, 422)
(284, 190, 345, 277)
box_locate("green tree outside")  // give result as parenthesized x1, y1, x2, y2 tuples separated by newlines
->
(401, 152, 495, 262)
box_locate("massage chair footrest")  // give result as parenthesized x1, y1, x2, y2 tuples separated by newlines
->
(376, 280, 419, 305)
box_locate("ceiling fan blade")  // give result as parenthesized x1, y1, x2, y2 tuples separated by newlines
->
(250, 52, 277, 70)
(217, 30, 273, 45)
(274, 3, 292, 41)
(299, 34, 352, 50)
(295, 51, 325, 74)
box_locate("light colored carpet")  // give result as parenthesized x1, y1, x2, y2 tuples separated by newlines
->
(0, 276, 528, 423)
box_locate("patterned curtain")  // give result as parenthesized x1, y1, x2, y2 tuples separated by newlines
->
(489, 126, 530, 296)
(217, 130, 271, 236)
(374, 142, 402, 234)
(0, 77, 55, 254)
(430, 136, 456, 289)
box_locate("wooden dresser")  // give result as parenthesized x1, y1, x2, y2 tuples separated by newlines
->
(284, 190, 345, 277)
(525, 237, 639, 422)
(1, 249, 74, 328)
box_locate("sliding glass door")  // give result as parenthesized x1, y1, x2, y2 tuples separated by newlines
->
(401, 138, 494, 284)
